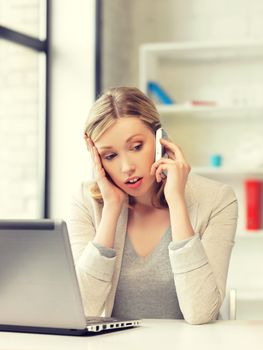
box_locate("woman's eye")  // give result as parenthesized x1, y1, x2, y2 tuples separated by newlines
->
(104, 153, 116, 161)
(133, 143, 143, 151)
(103, 144, 142, 160)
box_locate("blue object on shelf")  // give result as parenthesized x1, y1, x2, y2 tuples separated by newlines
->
(147, 81, 174, 105)
(210, 154, 222, 167)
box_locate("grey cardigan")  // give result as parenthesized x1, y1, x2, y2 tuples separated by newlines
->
(67, 173, 238, 324)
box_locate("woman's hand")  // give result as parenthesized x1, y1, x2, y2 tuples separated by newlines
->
(84, 135, 127, 209)
(150, 138, 191, 204)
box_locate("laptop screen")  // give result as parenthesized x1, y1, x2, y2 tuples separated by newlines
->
(0, 220, 86, 330)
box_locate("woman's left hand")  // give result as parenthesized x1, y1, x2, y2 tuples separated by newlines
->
(150, 139, 191, 203)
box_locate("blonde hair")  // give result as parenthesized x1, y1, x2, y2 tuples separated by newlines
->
(84, 86, 167, 209)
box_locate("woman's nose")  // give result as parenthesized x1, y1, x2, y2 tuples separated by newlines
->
(121, 158, 135, 174)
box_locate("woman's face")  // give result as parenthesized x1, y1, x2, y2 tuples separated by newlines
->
(95, 117, 157, 197)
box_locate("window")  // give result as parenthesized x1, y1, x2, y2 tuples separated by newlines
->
(0, 0, 49, 218)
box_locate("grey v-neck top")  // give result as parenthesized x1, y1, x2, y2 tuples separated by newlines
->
(111, 226, 184, 319)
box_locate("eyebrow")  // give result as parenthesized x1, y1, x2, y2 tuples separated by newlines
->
(98, 134, 144, 150)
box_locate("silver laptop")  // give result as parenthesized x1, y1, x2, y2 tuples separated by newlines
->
(0, 219, 141, 335)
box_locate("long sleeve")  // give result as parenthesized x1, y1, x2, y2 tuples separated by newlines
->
(66, 183, 116, 316)
(168, 183, 238, 325)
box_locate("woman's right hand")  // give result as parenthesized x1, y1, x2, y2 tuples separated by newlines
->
(85, 135, 127, 210)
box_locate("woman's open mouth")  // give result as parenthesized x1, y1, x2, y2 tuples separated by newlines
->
(125, 177, 143, 189)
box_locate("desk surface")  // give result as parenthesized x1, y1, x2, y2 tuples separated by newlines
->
(0, 319, 263, 350)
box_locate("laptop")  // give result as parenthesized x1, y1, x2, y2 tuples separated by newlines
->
(0, 219, 141, 335)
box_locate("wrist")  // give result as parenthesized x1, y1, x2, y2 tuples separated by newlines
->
(103, 202, 122, 215)
(166, 193, 186, 208)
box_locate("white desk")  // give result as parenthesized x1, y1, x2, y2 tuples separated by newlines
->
(0, 319, 263, 350)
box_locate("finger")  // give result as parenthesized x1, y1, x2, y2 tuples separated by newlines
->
(155, 163, 168, 181)
(89, 145, 98, 167)
(92, 146, 101, 166)
(88, 138, 94, 147)
(165, 149, 176, 160)
(93, 146, 107, 173)
(151, 158, 174, 175)
(83, 133, 90, 143)
(160, 139, 185, 162)
(155, 165, 168, 182)
(91, 146, 106, 178)
(87, 141, 105, 180)
(156, 137, 175, 160)
(84, 135, 94, 151)
(83, 134, 89, 148)
(90, 146, 96, 168)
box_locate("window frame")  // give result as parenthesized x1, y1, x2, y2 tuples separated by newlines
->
(0, 0, 50, 218)
(95, 0, 102, 97)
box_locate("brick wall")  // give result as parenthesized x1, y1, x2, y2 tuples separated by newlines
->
(0, 0, 43, 218)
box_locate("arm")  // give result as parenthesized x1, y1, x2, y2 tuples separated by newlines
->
(168, 184, 238, 324)
(93, 204, 122, 248)
(67, 183, 121, 316)
(151, 139, 238, 324)
(67, 137, 127, 316)
(168, 196, 195, 241)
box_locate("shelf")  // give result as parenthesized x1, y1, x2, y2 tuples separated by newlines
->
(237, 230, 263, 238)
(141, 40, 263, 62)
(192, 167, 263, 176)
(157, 104, 263, 118)
(230, 288, 263, 300)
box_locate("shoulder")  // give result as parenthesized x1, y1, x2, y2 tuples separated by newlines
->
(186, 172, 237, 207)
(70, 181, 103, 220)
(71, 181, 93, 207)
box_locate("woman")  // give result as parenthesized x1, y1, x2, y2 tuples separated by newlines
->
(67, 86, 238, 325)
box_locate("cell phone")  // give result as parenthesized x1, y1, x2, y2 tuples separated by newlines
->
(155, 127, 168, 162)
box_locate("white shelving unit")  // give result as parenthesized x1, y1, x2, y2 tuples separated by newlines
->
(156, 104, 263, 119)
(192, 166, 263, 176)
(237, 231, 263, 238)
(193, 166, 263, 238)
(139, 40, 263, 109)
(140, 40, 263, 98)
(139, 40, 263, 239)
(140, 41, 263, 320)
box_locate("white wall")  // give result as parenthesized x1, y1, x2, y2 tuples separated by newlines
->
(49, 0, 95, 219)
(102, 0, 263, 88)
(101, 0, 263, 319)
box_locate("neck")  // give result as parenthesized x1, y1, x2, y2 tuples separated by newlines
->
(130, 182, 161, 210)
